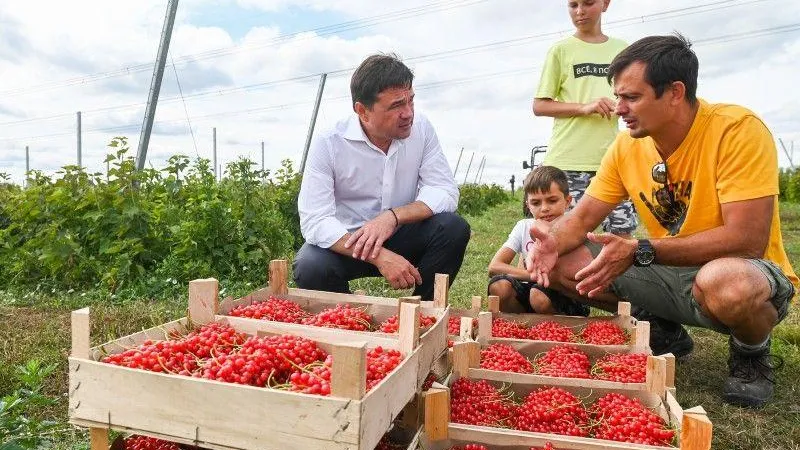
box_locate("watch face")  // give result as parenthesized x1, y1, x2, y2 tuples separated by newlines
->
(637, 248, 656, 265)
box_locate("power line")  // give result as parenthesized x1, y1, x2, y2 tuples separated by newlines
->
(0, 0, 774, 128)
(171, 55, 199, 157)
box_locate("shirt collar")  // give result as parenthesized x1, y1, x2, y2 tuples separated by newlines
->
(342, 114, 401, 155)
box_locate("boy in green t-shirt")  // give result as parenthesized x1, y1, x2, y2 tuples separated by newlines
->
(533, 0, 638, 236)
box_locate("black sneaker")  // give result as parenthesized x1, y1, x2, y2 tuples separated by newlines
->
(723, 337, 783, 408)
(632, 307, 694, 358)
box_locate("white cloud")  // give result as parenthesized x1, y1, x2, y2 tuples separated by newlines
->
(1, 0, 799, 186)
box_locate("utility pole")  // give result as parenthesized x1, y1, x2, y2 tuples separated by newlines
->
(261, 141, 265, 174)
(474, 156, 486, 184)
(452, 147, 464, 178)
(25, 146, 29, 188)
(300, 73, 328, 175)
(477, 157, 487, 184)
(135, 0, 179, 171)
(213, 127, 218, 180)
(779, 138, 795, 170)
(76, 111, 82, 167)
(463, 152, 475, 185)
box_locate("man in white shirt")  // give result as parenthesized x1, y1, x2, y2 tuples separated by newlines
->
(294, 53, 470, 300)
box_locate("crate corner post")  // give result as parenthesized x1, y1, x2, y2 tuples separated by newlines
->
(188, 278, 219, 325)
(269, 259, 289, 295)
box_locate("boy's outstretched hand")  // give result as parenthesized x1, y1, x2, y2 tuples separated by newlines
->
(526, 224, 559, 287)
(574, 232, 637, 298)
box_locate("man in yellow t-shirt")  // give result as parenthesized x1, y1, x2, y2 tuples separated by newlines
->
(533, 0, 638, 236)
(526, 34, 796, 408)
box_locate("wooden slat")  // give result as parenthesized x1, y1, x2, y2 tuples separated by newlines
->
(477, 311, 492, 345)
(645, 356, 667, 399)
(681, 410, 712, 450)
(447, 424, 673, 450)
(288, 288, 398, 306)
(331, 341, 367, 400)
(398, 295, 421, 318)
(663, 353, 676, 388)
(188, 278, 219, 325)
(487, 295, 500, 313)
(222, 316, 398, 348)
(69, 359, 361, 449)
(634, 320, 651, 351)
(617, 301, 632, 317)
(467, 368, 649, 393)
(433, 273, 449, 308)
(470, 295, 483, 311)
(269, 259, 289, 295)
(424, 388, 450, 442)
(90, 427, 108, 450)
(665, 389, 683, 428)
(452, 341, 480, 378)
(399, 303, 421, 355)
(459, 317, 474, 341)
(71, 308, 90, 360)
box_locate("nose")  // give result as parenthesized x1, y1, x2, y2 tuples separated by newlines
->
(615, 100, 627, 116)
(400, 103, 413, 119)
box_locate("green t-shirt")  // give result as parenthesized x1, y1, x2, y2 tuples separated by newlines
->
(536, 36, 628, 171)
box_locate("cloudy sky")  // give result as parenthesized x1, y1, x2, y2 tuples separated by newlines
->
(1, 0, 799, 187)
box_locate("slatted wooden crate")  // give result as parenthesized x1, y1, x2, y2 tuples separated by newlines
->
(477, 300, 650, 353)
(215, 260, 450, 389)
(419, 360, 712, 450)
(69, 280, 431, 450)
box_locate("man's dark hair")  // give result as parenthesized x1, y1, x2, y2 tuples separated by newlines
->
(350, 53, 414, 109)
(607, 33, 698, 105)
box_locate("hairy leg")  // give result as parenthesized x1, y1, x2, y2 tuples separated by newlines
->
(488, 279, 527, 314)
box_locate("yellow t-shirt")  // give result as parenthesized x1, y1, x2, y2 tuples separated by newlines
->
(536, 36, 628, 171)
(587, 100, 799, 288)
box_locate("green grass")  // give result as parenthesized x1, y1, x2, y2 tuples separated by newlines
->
(2, 195, 800, 449)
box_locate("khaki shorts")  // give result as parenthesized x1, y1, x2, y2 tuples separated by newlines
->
(586, 242, 794, 333)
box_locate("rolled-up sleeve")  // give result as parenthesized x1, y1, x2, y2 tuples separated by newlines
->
(416, 118, 459, 213)
(298, 138, 349, 248)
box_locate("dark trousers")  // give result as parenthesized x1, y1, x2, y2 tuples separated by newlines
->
(293, 212, 471, 300)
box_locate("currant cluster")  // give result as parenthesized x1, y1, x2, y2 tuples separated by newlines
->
(287, 346, 403, 395)
(450, 445, 488, 450)
(123, 435, 181, 450)
(512, 387, 590, 437)
(378, 313, 437, 333)
(491, 318, 529, 339)
(592, 353, 648, 383)
(480, 343, 534, 373)
(422, 372, 438, 390)
(199, 334, 327, 387)
(103, 323, 247, 375)
(580, 322, 628, 345)
(530, 444, 556, 450)
(450, 378, 515, 427)
(301, 304, 374, 331)
(366, 346, 404, 390)
(528, 321, 575, 342)
(228, 297, 308, 323)
(534, 345, 591, 379)
(589, 393, 675, 445)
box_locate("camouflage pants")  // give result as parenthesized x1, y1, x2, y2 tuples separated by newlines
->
(565, 171, 639, 235)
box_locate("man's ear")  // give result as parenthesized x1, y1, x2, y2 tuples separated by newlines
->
(670, 81, 687, 106)
(354, 102, 368, 121)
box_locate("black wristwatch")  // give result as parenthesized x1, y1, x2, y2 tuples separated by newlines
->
(633, 239, 656, 267)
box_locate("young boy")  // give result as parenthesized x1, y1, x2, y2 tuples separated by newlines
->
(488, 166, 589, 316)
(533, 0, 638, 236)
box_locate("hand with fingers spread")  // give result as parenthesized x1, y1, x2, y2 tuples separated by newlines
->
(526, 223, 559, 287)
(574, 232, 638, 298)
(580, 97, 616, 120)
(374, 250, 423, 289)
(344, 210, 398, 260)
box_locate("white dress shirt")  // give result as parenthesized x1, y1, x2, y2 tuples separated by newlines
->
(298, 113, 459, 248)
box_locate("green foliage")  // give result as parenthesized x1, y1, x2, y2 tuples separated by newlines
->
(457, 183, 510, 216)
(0, 138, 301, 292)
(0, 360, 60, 449)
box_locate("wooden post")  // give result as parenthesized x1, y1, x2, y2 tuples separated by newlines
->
(617, 301, 632, 317)
(681, 407, 713, 450)
(470, 295, 483, 311)
(433, 273, 449, 308)
(646, 355, 667, 398)
(331, 341, 367, 400)
(399, 302, 421, 355)
(424, 388, 450, 441)
(487, 295, 500, 313)
(269, 259, 289, 295)
(90, 427, 109, 450)
(634, 320, 651, 351)
(663, 353, 676, 388)
(459, 316, 474, 341)
(188, 278, 219, 325)
(71, 308, 90, 360)
(398, 295, 421, 318)
(452, 341, 480, 378)
(477, 311, 492, 345)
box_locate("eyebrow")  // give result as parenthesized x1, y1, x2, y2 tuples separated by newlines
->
(389, 94, 414, 108)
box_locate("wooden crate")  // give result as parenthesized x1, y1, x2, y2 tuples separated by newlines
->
(420, 368, 711, 450)
(477, 301, 650, 352)
(216, 260, 450, 389)
(69, 283, 429, 450)
(452, 339, 674, 394)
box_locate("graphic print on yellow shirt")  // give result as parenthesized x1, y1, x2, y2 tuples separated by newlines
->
(586, 100, 799, 288)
